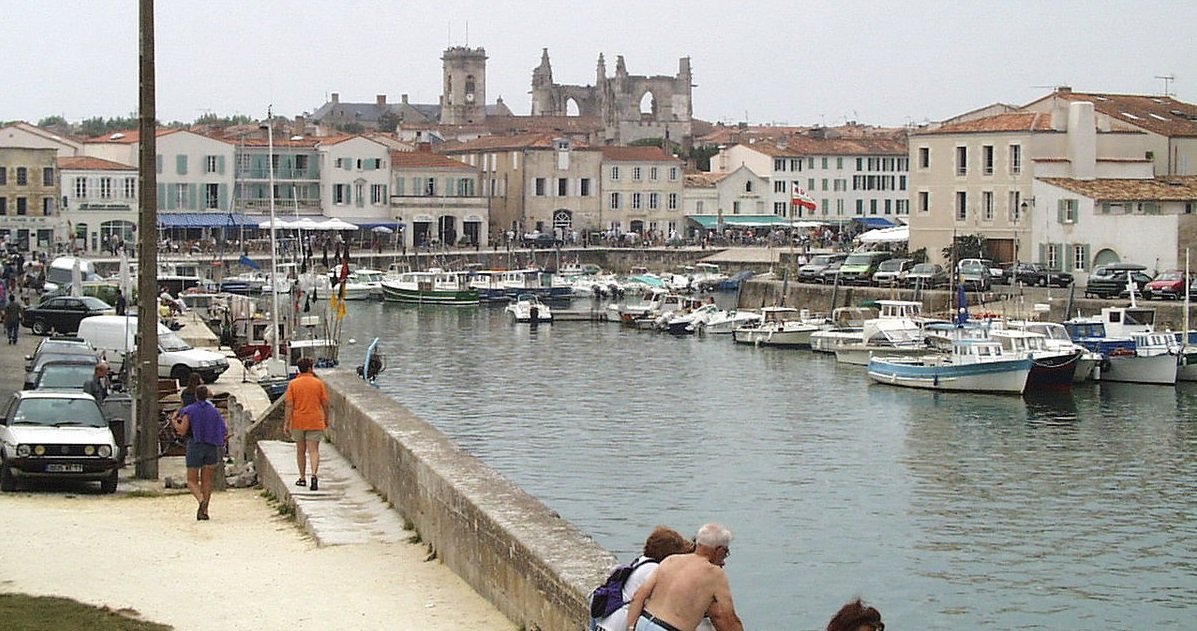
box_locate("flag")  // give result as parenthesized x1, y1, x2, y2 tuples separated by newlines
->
(791, 183, 816, 211)
(238, 254, 261, 271)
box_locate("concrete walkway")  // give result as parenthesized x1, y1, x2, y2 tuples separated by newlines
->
(256, 439, 413, 546)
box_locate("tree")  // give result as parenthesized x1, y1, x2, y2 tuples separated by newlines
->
(377, 111, 401, 133)
(941, 234, 985, 265)
(688, 145, 720, 171)
(37, 115, 68, 128)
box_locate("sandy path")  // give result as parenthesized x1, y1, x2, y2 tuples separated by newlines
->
(0, 488, 514, 630)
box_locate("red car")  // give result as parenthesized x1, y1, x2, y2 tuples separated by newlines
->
(1144, 270, 1190, 300)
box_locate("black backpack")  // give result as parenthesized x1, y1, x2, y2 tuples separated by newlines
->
(588, 557, 656, 619)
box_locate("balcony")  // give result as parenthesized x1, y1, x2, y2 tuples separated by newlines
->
(236, 168, 320, 181)
(240, 198, 323, 213)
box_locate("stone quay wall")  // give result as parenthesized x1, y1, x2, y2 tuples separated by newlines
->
(319, 371, 614, 631)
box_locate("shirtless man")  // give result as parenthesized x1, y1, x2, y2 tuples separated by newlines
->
(626, 523, 744, 631)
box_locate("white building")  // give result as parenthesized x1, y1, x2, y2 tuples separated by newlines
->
(317, 136, 392, 223)
(58, 156, 139, 253)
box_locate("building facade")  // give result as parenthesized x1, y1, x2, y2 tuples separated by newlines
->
(390, 148, 487, 248)
(597, 146, 683, 237)
(58, 156, 139, 253)
(0, 146, 59, 250)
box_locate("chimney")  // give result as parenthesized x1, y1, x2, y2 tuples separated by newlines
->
(418, 142, 432, 152)
(331, 92, 339, 103)
(294, 115, 306, 134)
(401, 94, 409, 105)
(376, 94, 387, 106)
(1067, 101, 1097, 180)
(1057, 86, 1072, 94)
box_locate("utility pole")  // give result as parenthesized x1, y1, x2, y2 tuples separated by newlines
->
(136, 0, 160, 479)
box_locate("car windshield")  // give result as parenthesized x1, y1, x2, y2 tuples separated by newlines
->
(11, 397, 105, 427)
(34, 353, 96, 372)
(911, 264, 936, 274)
(158, 331, 192, 352)
(80, 296, 111, 310)
(960, 262, 985, 273)
(1156, 271, 1184, 281)
(843, 254, 875, 265)
(878, 260, 905, 272)
(809, 255, 833, 265)
(36, 364, 95, 389)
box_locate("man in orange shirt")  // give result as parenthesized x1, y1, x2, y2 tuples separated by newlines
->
(283, 357, 331, 491)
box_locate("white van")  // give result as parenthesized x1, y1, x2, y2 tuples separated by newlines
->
(43, 256, 102, 294)
(76, 315, 229, 383)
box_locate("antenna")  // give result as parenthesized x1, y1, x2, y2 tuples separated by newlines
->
(1155, 74, 1175, 97)
(465, 21, 469, 47)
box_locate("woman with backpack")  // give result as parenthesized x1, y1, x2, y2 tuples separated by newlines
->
(590, 526, 695, 631)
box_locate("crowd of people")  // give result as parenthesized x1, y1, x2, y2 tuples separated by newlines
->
(591, 523, 883, 631)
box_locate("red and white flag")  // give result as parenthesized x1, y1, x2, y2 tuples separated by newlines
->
(791, 183, 816, 210)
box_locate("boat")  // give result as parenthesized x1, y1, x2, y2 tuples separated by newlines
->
(1006, 320, 1101, 382)
(505, 294, 553, 323)
(989, 328, 1084, 390)
(732, 307, 824, 348)
(497, 268, 574, 302)
(655, 301, 727, 334)
(809, 306, 877, 354)
(350, 269, 386, 299)
(691, 306, 761, 334)
(867, 331, 1032, 394)
(834, 300, 937, 366)
(315, 272, 374, 301)
(380, 269, 480, 305)
(1064, 305, 1180, 385)
(691, 262, 730, 291)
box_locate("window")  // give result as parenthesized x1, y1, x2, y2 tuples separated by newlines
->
(649, 193, 659, 210)
(745, 181, 753, 193)
(918, 191, 930, 213)
(42, 197, 53, 215)
(1058, 199, 1077, 224)
(982, 145, 994, 175)
(1009, 191, 1022, 222)
(821, 157, 828, 169)
(206, 155, 218, 173)
(0, 167, 5, 185)
(821, 178, 828, 191)
(74, 177, 87, 198)
(205, 183, 219, 209)
(808, 178, 815, 191)
(371, 184, 386, 204)
(884, 199, 892, 215)
(774, 180, 787, 193)
(668, 194, 678, 210)
(534, 178, 546, 196)
(295, 155, 308, 172)
(176, 155, 187, 175)
(650, 167, 658, 181)
(856, 199, 863, 215)
(732, 201, 741, 213)
(1073, 244, 1088, 272)
(43, 167, 54, 186)
(856, 157, 864, 171)
(955, 146, 967, 176)
(334, 158, 343, 169)
(807, 157, 814, 169)
(174, 183, 188, 208)
(837, 157, 843, 169)
(896, 199, 908, 214)
(580, 178, 591, 196)
(16, 197, 27, 215)
(557, 178, 568, 196)
(16, 167, 28, 185)
(669, 167, 679, 180)
(695, 201, 704, 212)
(124, 177, 136, 198)
(424, 178, 436, 196)
(99, 177, 113, 199)
(1009, 145, 1022, 175)
(774, 159, 785, 172)
(610, 166, 620, 181)
(610, 192, 621, 210)
(982, 191, 994, 221)
(632, 193, 642, 210)
(632, 167, 642, 181)
(333, 184, 348, 204)
(790, 159, 800, 171)
(956, 191, 967, 221)
(899, 175, 906, 191)
(870, 199, 878, 215)
(0, 198, 5, 214)
(1047, 243, 1059, 270)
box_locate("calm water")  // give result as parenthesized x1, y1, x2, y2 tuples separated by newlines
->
(335, 300, 1197, 630)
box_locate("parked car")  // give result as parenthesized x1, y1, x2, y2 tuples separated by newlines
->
(1005, 262, 1074, 287)
(21, 296, 114, 336)
(24, 336, 95, 372)
(904, 263, 949, 289)
(979, 259, 1007, 285)
(956, 259, 992, 291)
(522, 232, 561, 249)
(33, 361, 99, 391)
(871, 258, 914, 286)
(1144, 269, 1190, 300)
(0, 390, 120, 493)
(77, 316, 228, 383)
(797, 253, 847, 283)
(25, 352, 98, 390)
(1083, 263, 1152, 299)
(817, 260, 845, 284)
(838, 252, 893, 285)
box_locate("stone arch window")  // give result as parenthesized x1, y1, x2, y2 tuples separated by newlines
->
(465, 75, 476, 97)
(638, 91, 656, 116)
(553, 209, 573, 231)
(565, 97, 580, 117)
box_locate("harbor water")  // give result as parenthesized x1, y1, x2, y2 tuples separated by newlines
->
(335, 300, 1197, 630)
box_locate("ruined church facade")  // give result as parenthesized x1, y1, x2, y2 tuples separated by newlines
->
(529, 50, 693, 150)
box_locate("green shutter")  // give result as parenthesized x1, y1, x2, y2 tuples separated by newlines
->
(166, 185, 176, 210)
(188, 183, 197, 210)
(218, 184, 228, 210)
(1064, 244, 1074, 272)
(1056, 200, 1065, 224)
(176, 155, 187, 175)
(155, 155, 162, 174)
(1038, 243, 1046, 266)
(218, 155, 226, 174)
(1101, 202, 1110, 214)
(157, 183, 166, 209)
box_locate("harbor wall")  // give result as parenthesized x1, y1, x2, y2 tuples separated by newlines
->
(319, 371, 614, 631)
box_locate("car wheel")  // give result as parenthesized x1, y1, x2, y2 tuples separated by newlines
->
(170, 364, 191, 382)
(100, 469, 118, 494)
(0, 461, 16, 492)
(31, 319, 48, 336)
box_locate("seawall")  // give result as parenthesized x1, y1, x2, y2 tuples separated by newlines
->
(319, 371, 614, 630)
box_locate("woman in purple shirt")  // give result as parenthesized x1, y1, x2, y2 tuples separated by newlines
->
(172, 385, 228, 521)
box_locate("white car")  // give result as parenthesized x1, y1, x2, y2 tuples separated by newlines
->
(0, 390, 120, 493)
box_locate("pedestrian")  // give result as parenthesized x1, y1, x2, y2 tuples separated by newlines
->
(83, 363, 111, 403)
(626, 523, 744, 631)
(171, 385, 228, 521)
(282, 356, 330, 491)
(592, 526, 698, 631)
(4, 296, 21, 344)
(826, 599, 884, 631)
(180, 372, 203, 406)
(114, 288, 127, 316)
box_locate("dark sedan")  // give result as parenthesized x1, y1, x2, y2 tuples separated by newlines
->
(21, 296, 114, 335)
(904, 263, 949, 289)
(1007, 262, 1073, 287)
(1083, 264, 1152, 299)
(25, 353, 98, 390)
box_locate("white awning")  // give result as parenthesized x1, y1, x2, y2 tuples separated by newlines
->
(857, 225, 909, 243)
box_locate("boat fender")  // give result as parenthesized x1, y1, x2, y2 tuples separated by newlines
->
(1099, 357, 1112, 373)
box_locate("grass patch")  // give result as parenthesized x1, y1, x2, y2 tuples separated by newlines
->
(0, 593, 171, 630)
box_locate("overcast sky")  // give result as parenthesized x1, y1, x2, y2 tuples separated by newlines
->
(3, 0, 1195, 128)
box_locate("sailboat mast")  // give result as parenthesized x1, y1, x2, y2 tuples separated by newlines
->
(265, 109, 282, 370)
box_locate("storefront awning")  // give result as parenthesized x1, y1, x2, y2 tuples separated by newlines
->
(852, 217, 899, 228)
(687, 214, 794, 229)
(158, 212, 252, 228)
(338, 217, 406, 229)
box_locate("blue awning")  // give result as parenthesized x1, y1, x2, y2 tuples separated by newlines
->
(853, 217, 898, 228)
(158, 212, 251, 228)
(339, 217, 406, 229)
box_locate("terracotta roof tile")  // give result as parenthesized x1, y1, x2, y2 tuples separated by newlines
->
(1040, 175, 1197, 201)
(916, 112, 1056, 135)
(57, 156, 137, 171)
(1046, 90, 1197, 138)
(388, 150, 474, 170)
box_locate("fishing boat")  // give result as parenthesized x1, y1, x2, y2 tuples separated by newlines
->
(834, 300, 936, 365)
(690, 306, 761, 334)
(867, 331, 1032, 394)
(989, 328, 1084, 389)
(380, 269, 480, 305)
(809, 306, 877, 354)
(505, 294, 553, 323)
(1006, 320, 1101, 382)
(732, 307, 824, 348)
(1064, 306, 1179, 385)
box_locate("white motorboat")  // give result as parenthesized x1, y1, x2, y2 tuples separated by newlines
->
(1064, 305, 1180, 385)
(989, 328, 1084, 390)
(1006, 320, 1101, 382)
(810, 306, 876, 354)
(732, 307, 824, 348)
(868, 333, 1032, 395)
(835, 301, 936, 365)
(692, 307, 761, 334)
(505, 294, 553, 323)
(350, 269, 386, 299)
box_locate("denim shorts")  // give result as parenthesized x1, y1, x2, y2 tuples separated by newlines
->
(185, 441, 221, 468)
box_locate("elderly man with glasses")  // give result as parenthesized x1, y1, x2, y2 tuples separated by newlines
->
(626, 523, 744, 631)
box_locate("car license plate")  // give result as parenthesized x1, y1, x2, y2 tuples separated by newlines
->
(46, 463, 84, 473)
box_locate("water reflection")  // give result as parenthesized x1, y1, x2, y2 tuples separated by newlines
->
(338, 302, 1197, 630)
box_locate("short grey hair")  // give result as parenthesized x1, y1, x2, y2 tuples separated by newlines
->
(695, 523, 733, 549)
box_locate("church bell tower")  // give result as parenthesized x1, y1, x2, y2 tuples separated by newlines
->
(440, 47, 487, 125)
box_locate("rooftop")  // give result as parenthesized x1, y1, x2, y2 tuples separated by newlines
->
(1039, 175, 1197, 201)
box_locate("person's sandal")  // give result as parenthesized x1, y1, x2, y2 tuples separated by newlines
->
(310, 476, 319, 491)
(295, 478, 306, 487)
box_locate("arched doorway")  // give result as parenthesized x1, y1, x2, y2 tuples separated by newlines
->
(1092, 248, 1120, 268)
(553, 209, 573, 240)
(412, 215, 433, 248)
(438, 215, 457, 246)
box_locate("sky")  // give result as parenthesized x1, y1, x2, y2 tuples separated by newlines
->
(3, 0, 1196, 129)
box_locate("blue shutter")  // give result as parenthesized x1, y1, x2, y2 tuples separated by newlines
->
(176, 155, 187, 175)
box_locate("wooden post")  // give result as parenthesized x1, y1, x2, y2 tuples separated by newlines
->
(135, 0, 160, 479)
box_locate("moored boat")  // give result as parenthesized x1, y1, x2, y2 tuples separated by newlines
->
(732, 306, 823, 348)
(505, 294, 553, 323)
(867, 336, 1032, 394)
(380, 270, 480, 305)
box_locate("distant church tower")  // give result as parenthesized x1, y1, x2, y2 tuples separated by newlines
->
(440, 47, 487, 125)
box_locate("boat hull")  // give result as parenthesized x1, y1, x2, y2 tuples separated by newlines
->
(867, 356, 1031, 394)
(835, 344, 927, 366)
(732, 326, 818, 348)
(1098, 352, 1179, 385)
(1025, 350, 1083, 390)
(381, 285, 479, 305)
